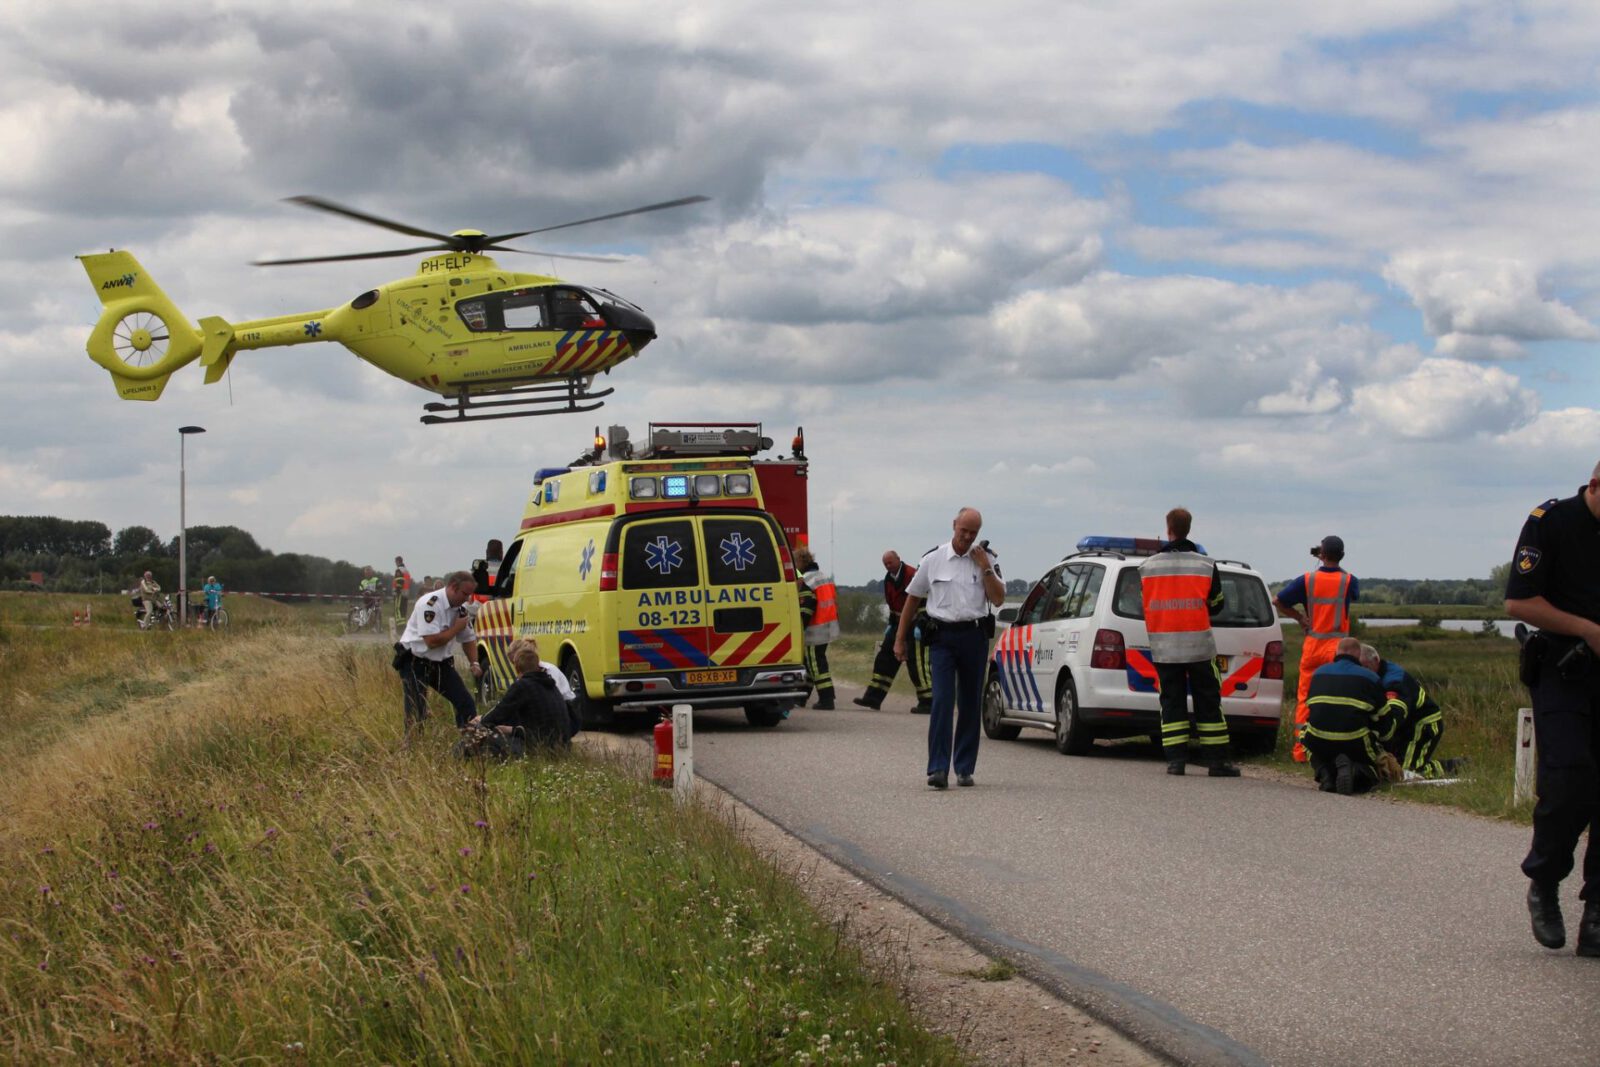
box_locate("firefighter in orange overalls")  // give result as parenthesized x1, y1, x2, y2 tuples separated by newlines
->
(1273, 535, 1360, 763)
(795, 546, 840, 710)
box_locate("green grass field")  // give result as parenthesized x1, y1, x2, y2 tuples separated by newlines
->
(0, 598, 963, 1064)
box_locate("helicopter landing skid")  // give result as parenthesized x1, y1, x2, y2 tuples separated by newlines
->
(420, 379, 615, 425)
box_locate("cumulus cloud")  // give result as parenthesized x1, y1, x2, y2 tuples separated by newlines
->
(1350, 358, 1537, 440)
(1383, 251, 1598, 350)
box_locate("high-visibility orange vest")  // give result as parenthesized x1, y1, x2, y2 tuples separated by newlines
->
(1305, 570, 1352, 639)
(1139, 552, 1218, 662)
(812, 578, 838, 627)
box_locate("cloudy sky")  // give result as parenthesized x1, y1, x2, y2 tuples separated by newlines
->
(4, 0, 1599, 589)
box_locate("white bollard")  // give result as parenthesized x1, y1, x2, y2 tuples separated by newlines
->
(1514, 706, 1537, 805)
(672, 703, 694, 805)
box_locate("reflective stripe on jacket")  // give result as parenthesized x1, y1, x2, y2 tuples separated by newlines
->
(802, 569, 841, 646)
(1306, 569, 1352, 639)
(1138, 550, 1220, 663)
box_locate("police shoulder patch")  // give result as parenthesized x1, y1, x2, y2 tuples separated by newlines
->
(423, 609, 436, 623)
(1516, 546, 1542, 574)
(1529, 497, 1558, 519)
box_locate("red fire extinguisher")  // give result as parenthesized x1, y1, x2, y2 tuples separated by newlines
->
(653, 713, 674, 785)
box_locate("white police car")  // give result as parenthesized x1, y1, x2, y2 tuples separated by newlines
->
(983, 536, 1285, 755)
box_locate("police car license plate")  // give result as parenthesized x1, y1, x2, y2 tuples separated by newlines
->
(685, 668, 737, 686)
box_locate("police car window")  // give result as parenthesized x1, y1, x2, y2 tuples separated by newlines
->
(1113, 569, 1145, 620)
(702, 518, 780, 585)
(1038, 567, 1078, 624)
(1017, 579, 1050, 625)
(500, 290, 548, 330)
(1214, 573, 1275, 628)
(621, 519, 700, 590)
(1068, 565, 1105, 619)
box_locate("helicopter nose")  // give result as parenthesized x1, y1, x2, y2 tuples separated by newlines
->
(601, 301, 657, 352)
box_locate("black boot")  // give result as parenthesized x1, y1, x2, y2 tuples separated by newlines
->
(1528, 882, 1566, 949)
(1578, 900, 1600, 957)
(1166, 760, 1186, 776)
(1208, 762, 1241, 778)
(852, 691, 883, 710)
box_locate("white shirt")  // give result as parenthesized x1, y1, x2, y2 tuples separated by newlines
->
(400, 589, 478, 661)
(541, 661, 575, 701)
(906, 542, 993, 622)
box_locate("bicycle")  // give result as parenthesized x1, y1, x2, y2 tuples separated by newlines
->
(139, 596, 176, 631)
(345, 600, 382, 633)
(205, 606, 229, 631)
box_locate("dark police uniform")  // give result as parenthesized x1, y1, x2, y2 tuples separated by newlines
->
(1303, 652, 1394, 795)
(1507, 489, 1600, 916)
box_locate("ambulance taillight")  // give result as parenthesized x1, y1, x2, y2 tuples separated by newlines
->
(1090, 629, 1126, 670)
(598, 552, 619, 592)
(778, 540, 795, 582)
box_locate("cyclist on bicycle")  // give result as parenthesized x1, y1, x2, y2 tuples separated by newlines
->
(132, 571, 160, 626)
(358, 566, 383, 615)
(202, 575, 224, 625)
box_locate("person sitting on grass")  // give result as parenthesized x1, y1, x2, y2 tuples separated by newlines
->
(463, 639, 571, 758)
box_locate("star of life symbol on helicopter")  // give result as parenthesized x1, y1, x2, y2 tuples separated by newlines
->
(579, 539, 596, 580)
(719, 532, 758, 572)
(304, 321, 322, 337)
(644, 536, 684, 576)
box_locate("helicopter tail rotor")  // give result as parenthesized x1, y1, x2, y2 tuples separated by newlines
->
(78, 251, 204, 401)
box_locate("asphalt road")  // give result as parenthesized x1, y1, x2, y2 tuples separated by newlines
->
(684, 683, 1600, 1067)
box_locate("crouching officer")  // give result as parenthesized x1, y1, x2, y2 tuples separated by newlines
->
(1357, 644, 1463, 780)
(394, 570, 482, 735)
(1303, 637, 1393, 795)
(1506, 460, 1600, 957)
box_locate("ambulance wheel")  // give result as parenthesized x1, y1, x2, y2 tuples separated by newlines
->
(475, 650, 503, 705)
(744, 703, 787, 728)
(1053, 676, 1092, 756)
(563, 653, 613, 728)
(982, 673, 1021, 740)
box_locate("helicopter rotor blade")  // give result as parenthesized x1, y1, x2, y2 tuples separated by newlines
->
(485, 245, 627, 264)
(283, 196, 459, 243)
(254, 245, 450, 267)
(483, 195, 710, 244)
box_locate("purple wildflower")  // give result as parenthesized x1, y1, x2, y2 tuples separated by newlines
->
(460, 884, 471, 895)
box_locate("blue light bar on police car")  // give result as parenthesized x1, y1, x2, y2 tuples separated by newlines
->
(1076, 535, 1207, 556)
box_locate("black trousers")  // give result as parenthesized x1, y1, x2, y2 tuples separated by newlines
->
(399, 654, 477, 729)
(804, 642, 833, 700)
(1522, 640, 1600, 899)
(1305, 734, 1381, 794)
(864, 616, 931, 704)
(1154, 659, 1230, 763)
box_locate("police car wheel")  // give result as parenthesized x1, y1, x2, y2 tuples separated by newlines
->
(981, 673, 1021, 740)
(1053, 676, 1093, 756)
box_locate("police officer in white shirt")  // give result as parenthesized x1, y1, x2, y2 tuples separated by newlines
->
(894, 507, 1005, 789)
(395, 570, 483, 732)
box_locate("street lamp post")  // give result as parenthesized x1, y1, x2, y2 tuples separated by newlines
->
(178, 426, 206, 626)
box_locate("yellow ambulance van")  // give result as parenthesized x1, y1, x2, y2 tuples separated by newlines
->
(475, 424, 810, 727)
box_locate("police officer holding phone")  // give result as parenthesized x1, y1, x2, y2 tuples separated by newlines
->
(895, 507, 1005, 789)
(395, 570, 483, 735)
(1505, 459, 1600, 957)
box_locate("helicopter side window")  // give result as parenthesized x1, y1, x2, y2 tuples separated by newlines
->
(552, 290, 607, 331)
(458, 299, 489, 331)
(500, 291, 548, 330)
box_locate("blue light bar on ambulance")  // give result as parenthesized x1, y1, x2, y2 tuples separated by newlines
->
(1076, 535, 1207, 556)
(662, 475, 690, 499)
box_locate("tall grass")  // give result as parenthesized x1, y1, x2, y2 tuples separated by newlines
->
(0, 623, 963, 1064)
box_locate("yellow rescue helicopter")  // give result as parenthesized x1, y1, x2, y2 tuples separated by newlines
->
(77, 194, 708, 424)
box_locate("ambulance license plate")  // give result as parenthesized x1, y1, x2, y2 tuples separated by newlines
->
(685, 668, 737, 686)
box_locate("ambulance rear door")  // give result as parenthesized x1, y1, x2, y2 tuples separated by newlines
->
(699, 513, 797, 673)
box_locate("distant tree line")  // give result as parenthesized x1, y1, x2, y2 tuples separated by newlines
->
(0, 515, 371, 597)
